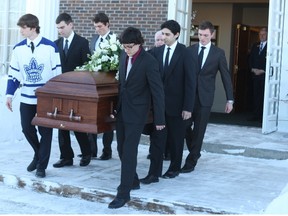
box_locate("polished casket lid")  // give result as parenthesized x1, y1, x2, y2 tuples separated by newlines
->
(32, 71, 118, 133)
(36, 71, 118, 100)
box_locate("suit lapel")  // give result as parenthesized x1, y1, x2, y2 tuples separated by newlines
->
(201, 45, 215, 71)
(119, 52, 127, 83)
(164, 43, 181, 79)
(60, 34, 79, 61)
(91, 35, 99, 52)
(125, 49, 144, 81)
(58, 38, 65, 61)
(158, 46, 165, 72)
(69, 34, 77, 52)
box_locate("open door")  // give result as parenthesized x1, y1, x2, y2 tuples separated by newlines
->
(232, 24, 263, 114)
(232, 24, 250, 113)
(262, 0, 285, 134)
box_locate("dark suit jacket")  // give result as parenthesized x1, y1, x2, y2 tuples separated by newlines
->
(55, 33, 91, 73)
(150, 43, 196, 116)
(248, 42, 267, 71)
(187, 43, 234, 107)
(89, 32, 113, 53)
(117, 48, 165, 126)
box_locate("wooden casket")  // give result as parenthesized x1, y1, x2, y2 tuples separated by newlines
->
(31, 71, 118, 134)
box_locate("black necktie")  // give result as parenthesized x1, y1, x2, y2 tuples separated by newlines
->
(99, 37, 103, 48)
(30, 42, 34, 53)
(198, 46, 206, 70)
(164, 47, 170, 71)
(259, 42, 263, 54)
(64, 39, 69, 55)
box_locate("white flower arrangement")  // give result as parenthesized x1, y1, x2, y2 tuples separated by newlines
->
(76, 34, 122, 73)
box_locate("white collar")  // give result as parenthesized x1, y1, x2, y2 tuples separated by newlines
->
(64, 31, 75, 43)
(27, 34, 41, 46)
(199, 41, 211, 50)
(165, 40, 178, 51)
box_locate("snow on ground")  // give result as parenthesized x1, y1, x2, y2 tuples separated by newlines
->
(1, 74, 288, 214)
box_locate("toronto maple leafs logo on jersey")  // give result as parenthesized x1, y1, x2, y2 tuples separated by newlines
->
(24, 57, 44, 83)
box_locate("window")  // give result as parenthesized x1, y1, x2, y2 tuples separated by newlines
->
(0, 0, 25, 74)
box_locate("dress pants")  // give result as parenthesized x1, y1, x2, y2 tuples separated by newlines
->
(145, 122, 170, 162)
(116, 111, 143, 199)
(148, 128, 166, 177)
(20, 103, 52, 170)
(88, 131, 114, 156)
(58, 129, 91, 159)
(252, 73, 265, 119)
(185, 96, 211, 167)
(165, 114, 187, 172)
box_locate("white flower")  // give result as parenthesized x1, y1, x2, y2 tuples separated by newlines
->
(110, 44, 118, 52)
(75, 33, 122, 73)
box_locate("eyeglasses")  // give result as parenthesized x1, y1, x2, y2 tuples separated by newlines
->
(123, 44, 136, 49)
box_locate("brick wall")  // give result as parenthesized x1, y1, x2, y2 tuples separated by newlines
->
(59, 0, 168, 49)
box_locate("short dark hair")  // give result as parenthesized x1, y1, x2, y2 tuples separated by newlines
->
(56, 12, 73, 25)
(119, 26, 144, 45)
(161, 20, 180, 36)
(92, 12, 109, 26)
(260, 27, 268, 33)
(199, 21, 215, 34)
(17, 13, 40, 34)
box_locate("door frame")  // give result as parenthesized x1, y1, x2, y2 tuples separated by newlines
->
(262, 0, 285, 134)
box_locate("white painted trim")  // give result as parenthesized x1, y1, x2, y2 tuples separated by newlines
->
(26, 0, 60, 41)
(168, 0, 177, 20)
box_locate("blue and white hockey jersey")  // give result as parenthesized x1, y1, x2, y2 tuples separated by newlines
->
(6, 35, 62, 105)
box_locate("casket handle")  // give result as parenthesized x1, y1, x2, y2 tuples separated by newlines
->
(69, 109, 81, 121)
(46, 107, 81, 121)
(47, 107, 58, 118)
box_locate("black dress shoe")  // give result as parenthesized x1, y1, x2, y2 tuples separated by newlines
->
(117, 183, 140, 191)
(162, 171, 179, 179)
(99, 153, 112, 160)
(78, 153, 97, 158)
(131, 184, 140, 190)
(53, 159, 73, 168)
(108, 197, 130, 209)
(35, 169, 46, 178)
(140, 175, 159, 184)
(80, 155, 91, 166)
(132, 180, 140, 190)
(180, 164, 195, 173)
(27, 159, 37, 172)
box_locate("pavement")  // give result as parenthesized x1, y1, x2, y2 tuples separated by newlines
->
(1, 123, 288, 214)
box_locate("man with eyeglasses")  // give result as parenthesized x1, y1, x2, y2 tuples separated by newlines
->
(108, 27, 165, 209)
